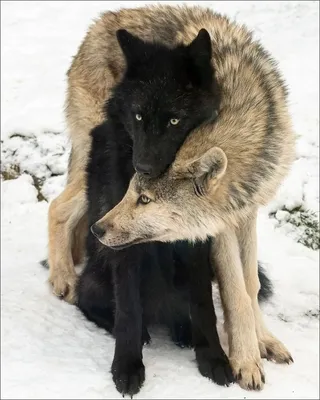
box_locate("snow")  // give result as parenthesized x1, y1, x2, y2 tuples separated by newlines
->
(1, 1, 319, 399)
(1, 174, 38, 205)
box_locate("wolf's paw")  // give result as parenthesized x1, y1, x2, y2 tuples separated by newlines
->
(259, 336, 293, 364)
(111, 358, 145, 397)
(196, 347, 235, 386)
(231, 358, 265, 391)
(49, 270, 78, 304)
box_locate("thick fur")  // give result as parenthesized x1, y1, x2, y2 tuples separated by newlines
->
(78, 120, 235, 396)
(46, 4, 291, 391)
(110, 28, 219, 177)
(47, 3, 278, 303)
(89, 6, 296, 390)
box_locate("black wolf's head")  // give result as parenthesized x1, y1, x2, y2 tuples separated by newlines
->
(107, 28, 220, 178)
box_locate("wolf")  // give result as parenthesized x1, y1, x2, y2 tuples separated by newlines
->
(48, 4, 262, 304)
(75, 117, 272, 395)
(89, 18, 296, 391)
(76, 120, 235, 396)
(46, 3, 291, 390)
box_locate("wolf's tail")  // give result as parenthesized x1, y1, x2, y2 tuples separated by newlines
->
(258, 262, 273, 302)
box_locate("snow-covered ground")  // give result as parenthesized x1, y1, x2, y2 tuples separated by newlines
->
(1, 1, 319, 399)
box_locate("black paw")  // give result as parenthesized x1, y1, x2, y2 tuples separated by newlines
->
(170, 319, 193, 348)
(196, 347, 235, 386)
(141, 324, 151, 346)
(111, 359, 145, 397)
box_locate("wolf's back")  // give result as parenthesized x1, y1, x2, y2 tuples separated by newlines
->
(66, 5, 261, 131)
(67, 4, 295, 216)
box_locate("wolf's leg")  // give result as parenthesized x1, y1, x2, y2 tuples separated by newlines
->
(71, 212, 88, 266)
(77, 256, 115, 333)
(111, 248, 145, 397)
(48, 174, 87, 304)
(212, 228, 264, 390)
(188, 242, 234, 386)
(237, 209, 293, 364)
(47, 107, 96, 304)
(47, 63, 107, 302)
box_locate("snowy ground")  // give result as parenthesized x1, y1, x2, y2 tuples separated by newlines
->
(1, 1, 319, 399)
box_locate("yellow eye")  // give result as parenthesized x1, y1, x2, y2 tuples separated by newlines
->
(138, 194, 151, 205)
(136, 114, 142, 121)
(170, 118, 180, 126)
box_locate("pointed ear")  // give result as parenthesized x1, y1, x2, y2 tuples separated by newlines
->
(174, 147, 227, 196)
(116, 29, 145, 64)
(187, 29, 213, 87)
(189, 29, 212, 60)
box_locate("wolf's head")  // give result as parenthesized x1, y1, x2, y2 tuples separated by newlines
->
(91, 147, 228, 249)
(107, 28, 220, 178)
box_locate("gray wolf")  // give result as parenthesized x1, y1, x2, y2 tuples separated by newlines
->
(46, 4, 292, 391)
(89, 8, 296, 388)
(48, 4, 264, 304)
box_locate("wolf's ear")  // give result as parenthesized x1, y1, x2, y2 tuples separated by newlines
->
(175, 147, 227, 196)
(189, 29, 212, 60)
(187, 29, 213, 87)
(116, 29, 145, 64)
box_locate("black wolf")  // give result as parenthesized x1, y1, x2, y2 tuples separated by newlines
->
(76, 119, 234, 396)
(112, 28, 219, 178)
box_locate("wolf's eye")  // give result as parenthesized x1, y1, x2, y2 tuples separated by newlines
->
(170, 118, 180, 126)
(135, 114, 142, 121)
(137, 194, 151, 205)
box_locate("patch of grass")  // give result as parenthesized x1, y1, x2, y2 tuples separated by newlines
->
(30, 174, 47, 202)
(1, 163, 21, 180)
(1, 163, 47, 202)
(287, 209, 319, 250)
(271, 207, 320, 250)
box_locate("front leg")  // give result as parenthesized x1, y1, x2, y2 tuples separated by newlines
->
(48, 181, 87, 304)
(212, 228, 264, 390)
(237, 209, 293, 364)
(188, 241, 234, 386)
(111, 249, 145, 397)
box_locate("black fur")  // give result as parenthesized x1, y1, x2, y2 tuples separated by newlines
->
(77, 120, 234, 396)
(258, 264, 273, 302)
(107, 29, 220, 178)
(40, 258, 272, 303)
(42, 32, 273, 397)
(39, 32, 273, 395)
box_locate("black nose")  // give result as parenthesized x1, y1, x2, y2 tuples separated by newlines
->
(91, 223, 105, 239)
(135, 162, 153, 175)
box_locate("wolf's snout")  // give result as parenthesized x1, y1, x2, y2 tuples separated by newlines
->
(91, 223, 105, 239)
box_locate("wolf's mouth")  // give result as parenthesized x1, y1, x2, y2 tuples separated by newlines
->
(107, 238, 147, 251)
